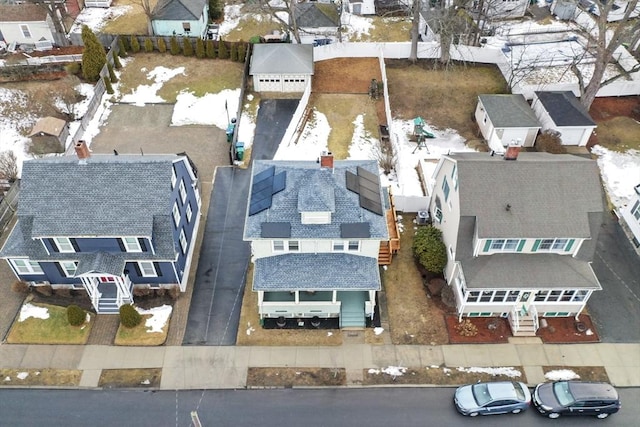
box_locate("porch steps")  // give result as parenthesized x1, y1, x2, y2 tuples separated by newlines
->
(340, 311, 365, 329)
(378, 241, 392, 265)
(339, 291, 366, 329)
(511, 315, 538, 337)
(97, 299, 120, 314)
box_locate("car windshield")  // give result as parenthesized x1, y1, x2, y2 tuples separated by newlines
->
(513, 382, 525, 400)
(552, 382, 576, 406)
(472, 383, 492, 406)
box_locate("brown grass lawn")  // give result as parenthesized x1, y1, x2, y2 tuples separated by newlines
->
(364, 366, 527, 386)
(310, 94, 379, 160)
(222, 9, 282, 42)
(103, 0, 158, 35)
(235, 264, 343, 346)
(542, 366, 609, 383)
(114, 314, 169, 346)
(0, 369, 82, 387)
(383, 215, 449, 345)
(247, 368, 346, 387)
(386, 60, 506, 141)
(116, 53, 244, 102)
(99, 368, 162, 388)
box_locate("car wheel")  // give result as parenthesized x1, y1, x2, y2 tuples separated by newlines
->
(596, 413, 610, 419)
(469, 412, 479, 417)
(548, 413, 560, 419)
(511, 409, 522, 414)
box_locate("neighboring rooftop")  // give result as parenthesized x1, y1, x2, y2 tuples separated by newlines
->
(0, 4, 47, 22)
(478, 94, 541, 128)
(535, 91, 596, 127)
(152, 0, 206, 21)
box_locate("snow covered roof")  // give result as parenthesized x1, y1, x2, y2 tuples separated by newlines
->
(534, 91, 596, 127)
(250, 44, 314, 75)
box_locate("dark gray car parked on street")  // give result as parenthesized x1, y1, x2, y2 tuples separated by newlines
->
(533, 381, 621, 419)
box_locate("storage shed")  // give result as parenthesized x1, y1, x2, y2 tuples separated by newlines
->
(28, 116, 69, 153)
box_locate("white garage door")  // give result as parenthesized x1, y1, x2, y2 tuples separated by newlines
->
(282, 75, 307, 92)
(256, 75, 282, 92)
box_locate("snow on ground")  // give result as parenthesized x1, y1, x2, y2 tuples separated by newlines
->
(591, 145, 640, 209)
(274, 109, 330, 160)
(171, 89, 240, 129)
(545, 369, 581, 381)
(18, 303, 50, 322)
(368, 366, 407, 377)
(69, 5, 132, 34)
(218, 4, 244, 38)
(342, 13, 374, 40)
(121, 66, 185, 105)
(135, 304, 172, 333)
(456, 366, 522, 378)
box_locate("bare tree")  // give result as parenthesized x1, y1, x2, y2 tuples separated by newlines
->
(573, 0, 640, 109)
(257, 0, 302, 43)
(133, 0, 171, 35)
(409, 0, 421, 63)
(0, 151, 19, 182)
(54, 75, 83, 121)
(27, 0, 70, 46)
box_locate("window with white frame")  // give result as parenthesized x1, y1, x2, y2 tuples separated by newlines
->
(11, 259, 43, 275)
(442, 177, 450, 202)
(631, 201, 640, 222)
(20, 25, 31, 38)
(451, 164, 458, 190)
(288, 240, 299, 251)
(186, 203, 193, 223)
(347, 240, 360, 251)
(489, 239, 522, 251)
(434, 196, 443, 223)
(534, 289, 588, 302)
(333, 241, 344, 251)
(538, 238, 570, 251)
(53, 237, 75, 253)
(59, 261, 78, 277)
(171, 167, 177, 188)
(179, 180, 187, 204)
(172, 203, 180, 227)
(138, 261, 158, 277)
(121, 237, 142, 252)
(179, 229, 187, 254)
(273, 240, 285, 252)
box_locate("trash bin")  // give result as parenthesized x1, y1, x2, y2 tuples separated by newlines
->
(226, 123, 236, 143)
(235, 142, 245, 161)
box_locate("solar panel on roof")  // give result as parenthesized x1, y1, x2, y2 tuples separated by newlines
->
(272, 172, 286, 194)
(358, 176, 380, 194)
(252, 175, 274, 194)
(252, 185, 274, 204)
(359, 186, 380, 203)
(360, 194, 383, 215)
(249, 197, 272, 215)
(357, 166, 379, 184)
(261, 222, 292, 238)
(345, 171, 359, 193)
(253, 165, 275, 184)
(341, 223, 370, 238)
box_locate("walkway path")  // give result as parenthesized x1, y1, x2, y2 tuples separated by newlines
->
(0, 337, 638, 390)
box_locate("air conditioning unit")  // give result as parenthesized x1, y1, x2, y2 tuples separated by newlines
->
(417, 210, 430, 225)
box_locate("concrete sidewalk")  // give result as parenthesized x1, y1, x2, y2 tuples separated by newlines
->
(1, 338, 638, 389)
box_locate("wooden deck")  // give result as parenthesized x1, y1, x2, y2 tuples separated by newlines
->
(379, 190, 401, 265)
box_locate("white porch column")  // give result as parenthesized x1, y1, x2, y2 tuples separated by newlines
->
(575, 290, 592, 319)
(332, 290, 337, 304)
(295, 290, 299, 304)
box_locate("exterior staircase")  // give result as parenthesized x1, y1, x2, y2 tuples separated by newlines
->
(508, 305, 539, 337)
(339, 291, 366, 329)
(378, 241, 392, 265)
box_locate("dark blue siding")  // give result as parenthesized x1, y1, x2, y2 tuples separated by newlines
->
(171, 159, 200, 282)
(40, 262, 80, 285)
(124, 261, 178, 285)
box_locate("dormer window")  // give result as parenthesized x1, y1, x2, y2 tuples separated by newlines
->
(121, 237, 142, 252)
(53, 237, 75, 253)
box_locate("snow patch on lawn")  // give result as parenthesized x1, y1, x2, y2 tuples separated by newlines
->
(135, 305, 172, 334)
(457, 366, 522, 378)
(18, 303, 50, 322)
(121, 66, 185, 105)
(591, 145, 640, 209)
(545, 369, 581, 381)
(171, 89, 240, 129)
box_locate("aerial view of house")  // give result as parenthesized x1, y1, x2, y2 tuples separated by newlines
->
(0, 142, 201, 314)
(429, 150, 605, 335)
(243, 155, 391, 328)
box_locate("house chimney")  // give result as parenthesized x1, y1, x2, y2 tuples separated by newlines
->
(320, 152, 334, 169)
(504, 139, 521, 161)
(75, 141, 90, 160)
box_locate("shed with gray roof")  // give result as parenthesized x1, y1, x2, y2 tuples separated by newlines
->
(250, 44, 314, 92)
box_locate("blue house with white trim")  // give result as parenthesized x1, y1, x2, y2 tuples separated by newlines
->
(243, 155, 390, 329)
(0, 142, 201, 314)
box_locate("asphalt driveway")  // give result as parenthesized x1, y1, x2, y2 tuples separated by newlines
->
(182, 99, 300, 345)
(588, 212, 640, 342)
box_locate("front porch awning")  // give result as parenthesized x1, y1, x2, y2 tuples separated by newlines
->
(75, 252, 126, 277)
(253, 253, 381, 292)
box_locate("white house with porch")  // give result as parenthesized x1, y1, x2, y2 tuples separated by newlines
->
(243, 155, 391, 329)
(429, 151, 604, 336)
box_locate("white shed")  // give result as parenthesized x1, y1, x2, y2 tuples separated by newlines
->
(531, 91, 597, 147)
(475, 94, 541, 153)
(250, 44, 314, 93)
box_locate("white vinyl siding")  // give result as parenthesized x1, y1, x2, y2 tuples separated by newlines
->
(11, 259, 43, 275)
(273, 240, 299, 252)
(333, 240, 360, 252)
(53, 237, 75, 253)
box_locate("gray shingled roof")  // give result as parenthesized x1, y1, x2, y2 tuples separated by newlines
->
(0, 4, 47, 22)
(455, 216, 601, 290)
(17, 155, 180, 238)
(152, 0, 206, 20)
(250, 44, 314, 75)
(450, 152, 604, 239)
(293, 3, 340, 28)
(243, 160, 389, 240)
(75, 252, 126, 276)
(478, 94, 541, 128)
(253, 253, 381, 291)
(534, 91, 596, 127)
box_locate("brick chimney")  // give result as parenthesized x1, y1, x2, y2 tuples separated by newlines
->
(320, 152, 334, 169)
(74, 141, 90, 160)
(504, 139, 521, 161)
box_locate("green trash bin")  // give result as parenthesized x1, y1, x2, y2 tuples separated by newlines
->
(235, 141, 245, 161)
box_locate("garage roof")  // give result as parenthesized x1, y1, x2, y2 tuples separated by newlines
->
(250, 44, 314, 75)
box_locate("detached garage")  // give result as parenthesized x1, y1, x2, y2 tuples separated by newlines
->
(531, 91, 597, 146)
(250, 44, 313, 93)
